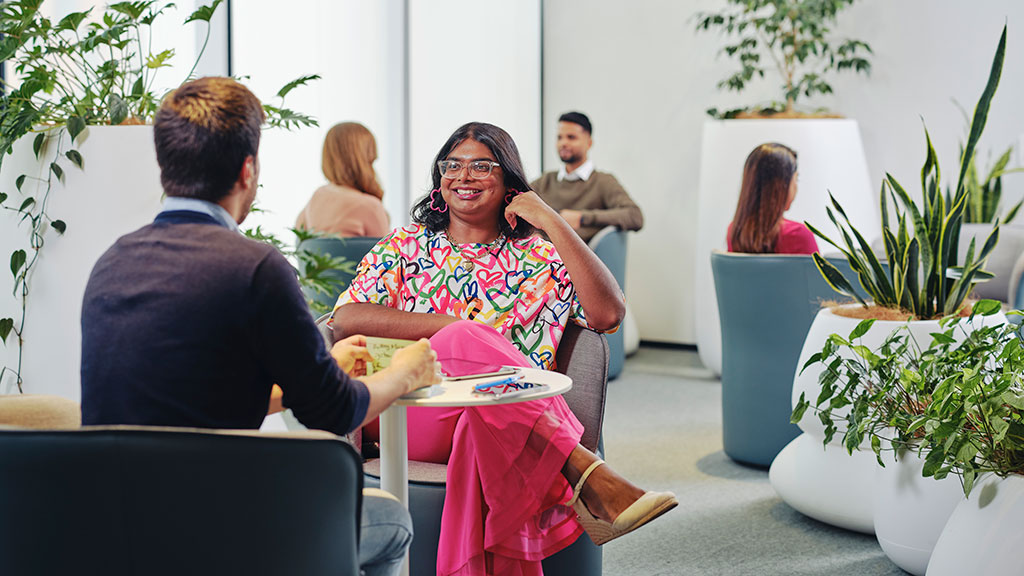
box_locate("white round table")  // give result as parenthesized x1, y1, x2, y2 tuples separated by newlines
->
(378, 367, 571, 576)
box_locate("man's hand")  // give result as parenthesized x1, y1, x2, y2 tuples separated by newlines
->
(386, 339, 442, 394)
(330, 334, 374, 376)
(559, 209, 583, 230)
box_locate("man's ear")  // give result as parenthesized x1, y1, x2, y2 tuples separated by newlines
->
(238, 155, 257, 190)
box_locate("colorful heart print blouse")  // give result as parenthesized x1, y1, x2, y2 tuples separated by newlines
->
(333, 224, 591, 370)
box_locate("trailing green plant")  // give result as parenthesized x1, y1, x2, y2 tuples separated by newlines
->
(808, 26, 1007, 320)
(792, 299, 1023, 496)
(0, 0, 318, 392)
(695, 0, 872, 118)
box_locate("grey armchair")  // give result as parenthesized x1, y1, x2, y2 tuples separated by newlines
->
(0, 426, 364, 576)
(711, 251, 870, 467)
(589, 225, 628, 379)
(297, 236, 381, 310)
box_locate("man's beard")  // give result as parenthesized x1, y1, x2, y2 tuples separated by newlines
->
(559, 150, 582, 165)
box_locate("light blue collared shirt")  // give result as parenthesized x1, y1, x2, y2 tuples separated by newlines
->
(161, 197, 240, 233)
(557, 159, 595, 182)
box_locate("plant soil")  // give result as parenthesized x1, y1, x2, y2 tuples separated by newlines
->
(824, 300, 976, 321)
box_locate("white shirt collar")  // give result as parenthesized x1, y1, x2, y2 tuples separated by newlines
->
(557, 159, 594, 182)
(161, 196, 240, 233)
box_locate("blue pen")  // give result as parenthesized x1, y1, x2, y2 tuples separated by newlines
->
(473, 374, 524, 391)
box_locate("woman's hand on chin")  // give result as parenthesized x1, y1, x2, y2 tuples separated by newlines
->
(504, 191, 562, 233)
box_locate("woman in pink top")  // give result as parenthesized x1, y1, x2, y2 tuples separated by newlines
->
(295, 122, 391, 237)
(727, 143, 818, 254)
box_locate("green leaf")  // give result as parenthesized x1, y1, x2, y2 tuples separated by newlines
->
(184, 0, 224, 24)
(10, 249, 26, 278)
(813, 253, 867, 306)
(109, 95, 129, 126)
(67, 116, 86, 143)
(930, 332, 956, 345)
(972, 299, 1001, 316)
(849, 319, 876, 341)
(145, 48, 175, 69)
(32, 133, 45, 158)
(50, 162, 63, 181)
(18, 198, 35, 213)
(276, 74, 321, 99)
(0, 192, 6, 204)
(51, 220, 66, 234)
(791, 393, 809, 424)
(65, 150, 83, 169)
(0, 317, 12, 343)
(15, 175, 26, 192)
(956, 25, 1006, 199)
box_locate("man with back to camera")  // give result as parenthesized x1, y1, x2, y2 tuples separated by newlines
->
(530, 111, 643, 243)
(79, 77, 440, 576)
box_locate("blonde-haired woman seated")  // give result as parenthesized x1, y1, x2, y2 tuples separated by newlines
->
(296, 122, 390, 237)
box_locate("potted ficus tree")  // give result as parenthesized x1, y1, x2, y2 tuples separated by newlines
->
(692, 0, 879, 376)
(771, 24, 1009, 572)
(0, 0, 317, 398)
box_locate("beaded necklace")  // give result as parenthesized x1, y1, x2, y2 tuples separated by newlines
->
(443, 229, 507, 272)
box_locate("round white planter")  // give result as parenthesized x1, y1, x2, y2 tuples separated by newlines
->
(771, 304, 1004, 535)
(874, 450, 965, 575)
(958, 222, 1024, 302)
(0, 126, 163, 398)
(694, 119, 878, 375)
(926, 474, 1024, 575)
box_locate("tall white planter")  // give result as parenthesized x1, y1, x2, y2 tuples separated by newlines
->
(0, 126, 163, 399)
(874, 450, 965, 575)
(770, 304, 1004, 534)
(695, 119, 878, 375)
(926, 474, 1024, 575)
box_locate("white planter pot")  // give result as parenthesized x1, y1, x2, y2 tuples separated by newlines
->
(958, 222, 1024, 302)
(694, 119, 877, 375)
(926, 474, 1024, 575)
(769, 432, 876, 533)
(771, 304, 1004, 535)
(874, 450, 965, 575)
(0, 126, 163, 398)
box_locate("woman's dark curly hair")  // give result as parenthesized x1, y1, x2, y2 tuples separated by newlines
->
(411, 122, 534, 239)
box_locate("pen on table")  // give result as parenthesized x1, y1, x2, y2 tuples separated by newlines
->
(473, 374, 524, 391)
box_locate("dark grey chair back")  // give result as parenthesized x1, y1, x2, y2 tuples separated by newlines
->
(711, 251, 871, 468)
(0, 427, 363, 576)
(297, 236, 381, 309)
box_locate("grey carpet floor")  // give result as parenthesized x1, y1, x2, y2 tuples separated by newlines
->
(599, 346, 907, 576)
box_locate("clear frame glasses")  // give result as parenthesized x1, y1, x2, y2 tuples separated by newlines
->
(438, 159, 501, 180)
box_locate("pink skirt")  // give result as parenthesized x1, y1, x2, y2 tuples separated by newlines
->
(411, 320, 584, 576)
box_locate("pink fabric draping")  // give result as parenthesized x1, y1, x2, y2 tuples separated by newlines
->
(410, 320, 584, 576)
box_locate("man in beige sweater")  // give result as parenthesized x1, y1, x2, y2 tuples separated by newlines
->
(530, 112, 643, 243)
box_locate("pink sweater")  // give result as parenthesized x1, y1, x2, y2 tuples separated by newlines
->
(295, 184, 390, 238)
(727, 218, 818, 254)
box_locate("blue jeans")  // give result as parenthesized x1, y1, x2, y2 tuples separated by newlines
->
(360, 491, 414, 576)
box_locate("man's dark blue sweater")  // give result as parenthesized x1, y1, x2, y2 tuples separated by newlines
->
(80, 210, 369, 433)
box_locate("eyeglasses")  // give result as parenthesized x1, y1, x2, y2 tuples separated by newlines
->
(438, 160, 500, 180)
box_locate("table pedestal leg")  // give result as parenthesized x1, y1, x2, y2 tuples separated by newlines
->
(379, 404, 409, 576)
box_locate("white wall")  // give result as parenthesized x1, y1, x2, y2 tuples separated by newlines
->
(234, 0, 542, 242)
(542, 0, 1024, 345)
(407, 0, 542, 202)
(232, 0, 407, 237)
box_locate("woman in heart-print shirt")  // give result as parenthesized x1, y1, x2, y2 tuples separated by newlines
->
(332, 122, 676, 576)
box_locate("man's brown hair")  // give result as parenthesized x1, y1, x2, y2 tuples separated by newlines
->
(153, 77, 265, 201)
